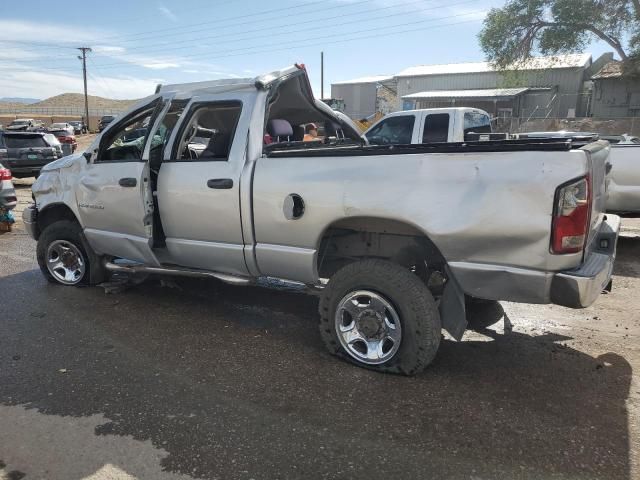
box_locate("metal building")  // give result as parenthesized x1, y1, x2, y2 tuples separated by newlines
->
(591, 61, 640, 117)
(331, 75, 393, 120)
(332, 53, 614, 121)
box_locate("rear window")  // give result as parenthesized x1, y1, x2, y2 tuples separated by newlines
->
(3, 135, 48, 148)
(464, 112, 492, 137)
(422, 114, 450, 143)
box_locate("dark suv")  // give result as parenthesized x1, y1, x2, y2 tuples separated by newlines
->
(0, 131, 59, 178)
(98, 115, 115, 132)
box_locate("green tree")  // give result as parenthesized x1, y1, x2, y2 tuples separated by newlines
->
(479, 0, 640, 70)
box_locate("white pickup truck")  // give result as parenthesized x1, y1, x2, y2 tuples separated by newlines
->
(364, 107, 494, 145)
(24, 65, 620, 375)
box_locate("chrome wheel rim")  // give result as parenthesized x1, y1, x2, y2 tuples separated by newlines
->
(46, 240, 86, 285)
(335, 290, 402, 365)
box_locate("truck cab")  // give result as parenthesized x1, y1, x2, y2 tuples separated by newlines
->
(364, 108, 492, 145)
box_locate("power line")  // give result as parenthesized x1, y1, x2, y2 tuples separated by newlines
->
(92, 11, 484, 70)
(0, 0, 427, 66)
(94, 0, 473, 57)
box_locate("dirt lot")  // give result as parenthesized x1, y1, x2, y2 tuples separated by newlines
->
(1, 170, 639, 479)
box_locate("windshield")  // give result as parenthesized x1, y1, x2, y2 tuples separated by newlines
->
(10, 120, 29, 126)
(3, 135, 47, 148)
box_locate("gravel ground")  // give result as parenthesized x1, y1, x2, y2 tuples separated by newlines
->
(0, 178, 639, 479)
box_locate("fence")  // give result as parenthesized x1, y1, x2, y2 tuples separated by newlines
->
(499, 117, 640, 136)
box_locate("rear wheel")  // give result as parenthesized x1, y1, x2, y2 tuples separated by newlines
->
(319, 259, 441, 375)
(37, 220, 99, 286)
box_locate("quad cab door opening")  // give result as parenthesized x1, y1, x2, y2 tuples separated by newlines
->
(78, 96, 164, 265)
(155, 93, 252, 276)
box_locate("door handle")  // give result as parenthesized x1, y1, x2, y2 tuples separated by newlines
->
(207, 178, 233, 189)
(119, 177, 137, 187)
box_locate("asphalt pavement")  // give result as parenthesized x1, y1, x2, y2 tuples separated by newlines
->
(1, 194, 639, 480)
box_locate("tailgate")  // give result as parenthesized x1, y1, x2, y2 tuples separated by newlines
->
(7, 147, 56, 167)
(581, 140, 610, 253)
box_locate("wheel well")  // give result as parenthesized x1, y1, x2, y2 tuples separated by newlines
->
(316, 217, 446, 282)
(36, 204, 79, 238)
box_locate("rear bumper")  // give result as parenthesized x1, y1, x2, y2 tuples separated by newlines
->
(448, 215, 621, 308)
(22, 204, 38, 239)
(550, 214, 620, 308)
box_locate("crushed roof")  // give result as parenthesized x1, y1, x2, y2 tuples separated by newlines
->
(332, 75, 394, 85)
(395, 54, 592, 78)
(402, 88, 530, 99)
(592, 61, 623, 79)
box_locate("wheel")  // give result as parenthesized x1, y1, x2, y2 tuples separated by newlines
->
(465, 298, 504, 331)
(319, 259, 441, 375)
(36, 220, 101, 286)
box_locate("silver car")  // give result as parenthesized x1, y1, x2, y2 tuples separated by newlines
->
(0, 162, 17, 210)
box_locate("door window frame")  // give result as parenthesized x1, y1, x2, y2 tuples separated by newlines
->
(166, 100, 244, 163)
(94, 97, 164, 164)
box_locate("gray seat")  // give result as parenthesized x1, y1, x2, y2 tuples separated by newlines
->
(267, 119, 293, 142)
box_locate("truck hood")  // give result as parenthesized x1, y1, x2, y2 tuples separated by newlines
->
(40, 151, 84, 172)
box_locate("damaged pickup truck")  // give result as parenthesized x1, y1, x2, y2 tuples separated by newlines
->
(24, 65, 620, 375)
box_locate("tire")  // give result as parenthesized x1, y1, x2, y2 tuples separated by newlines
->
(36, 220, 103, 286)
(465, 298, 505, 331)
(319, 259, 441, 375)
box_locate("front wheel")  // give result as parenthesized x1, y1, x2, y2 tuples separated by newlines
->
(36, 220, 96, 286)
(318, 259, 441, 375)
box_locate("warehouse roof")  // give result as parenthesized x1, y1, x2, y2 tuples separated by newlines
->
(592, 61, 623, 79)
(402, 87, 530, 99)
(332, 75, 394, 85)
(395, 54, 592, 78)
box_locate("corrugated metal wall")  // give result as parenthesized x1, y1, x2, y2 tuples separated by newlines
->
(396, 68, 587, 117)
(592, 78, 640, 117)
(331, 83, 379, 119)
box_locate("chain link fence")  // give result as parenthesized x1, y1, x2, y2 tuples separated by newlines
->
(498, 117, 640, 136)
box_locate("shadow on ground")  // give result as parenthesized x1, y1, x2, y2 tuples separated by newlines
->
(0, 266, 633, 479)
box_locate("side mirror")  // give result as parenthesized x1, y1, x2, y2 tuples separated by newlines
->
(83, 151, 92, 162)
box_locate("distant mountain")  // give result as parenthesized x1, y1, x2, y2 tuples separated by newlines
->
(31, 93, 137, 110)
(0, 97, 41, 104)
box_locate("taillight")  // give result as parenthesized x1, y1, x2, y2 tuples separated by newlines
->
(551, 175, 591, 254)
(0, 167, 12, 181)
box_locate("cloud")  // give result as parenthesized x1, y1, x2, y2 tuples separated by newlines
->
(93, 45, 126, 54)
(158, 4, 178, 22)
(0, 19, 106, 44)
(0, 61, 158, 99)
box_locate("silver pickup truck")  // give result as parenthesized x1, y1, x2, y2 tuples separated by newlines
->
(23, 65, 620, 375)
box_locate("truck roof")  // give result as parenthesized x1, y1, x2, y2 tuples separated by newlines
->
(157, 65, 301, 95)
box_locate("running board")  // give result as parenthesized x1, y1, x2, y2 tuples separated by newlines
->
(104, 261, 252, 286)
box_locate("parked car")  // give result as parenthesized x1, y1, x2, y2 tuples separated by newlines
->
(24, 65, 619, 375)
(600, 134, 640, 144)
(5, 118, 44, 132)
(0, 162, 17, 210)
(0, 131, 59, 178)
(48, 123, 75, 136)
(364, 108, 494, 145)
(48, 129, 78, 155)
(68, 120, 88, 135)
(98, 115, 115, 132)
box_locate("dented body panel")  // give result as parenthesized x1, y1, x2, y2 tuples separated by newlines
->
(27, 65, 618, 310)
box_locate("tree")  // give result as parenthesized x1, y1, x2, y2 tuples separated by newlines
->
(479, 0, 640, 71)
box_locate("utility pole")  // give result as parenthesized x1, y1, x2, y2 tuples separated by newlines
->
(320, 51, 324, 100)
(77, 47, 92, 131)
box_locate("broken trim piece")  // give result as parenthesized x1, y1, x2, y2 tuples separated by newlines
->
(104, 261, 252, 285)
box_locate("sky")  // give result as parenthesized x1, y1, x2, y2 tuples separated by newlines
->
(0, 0, 615, 101)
